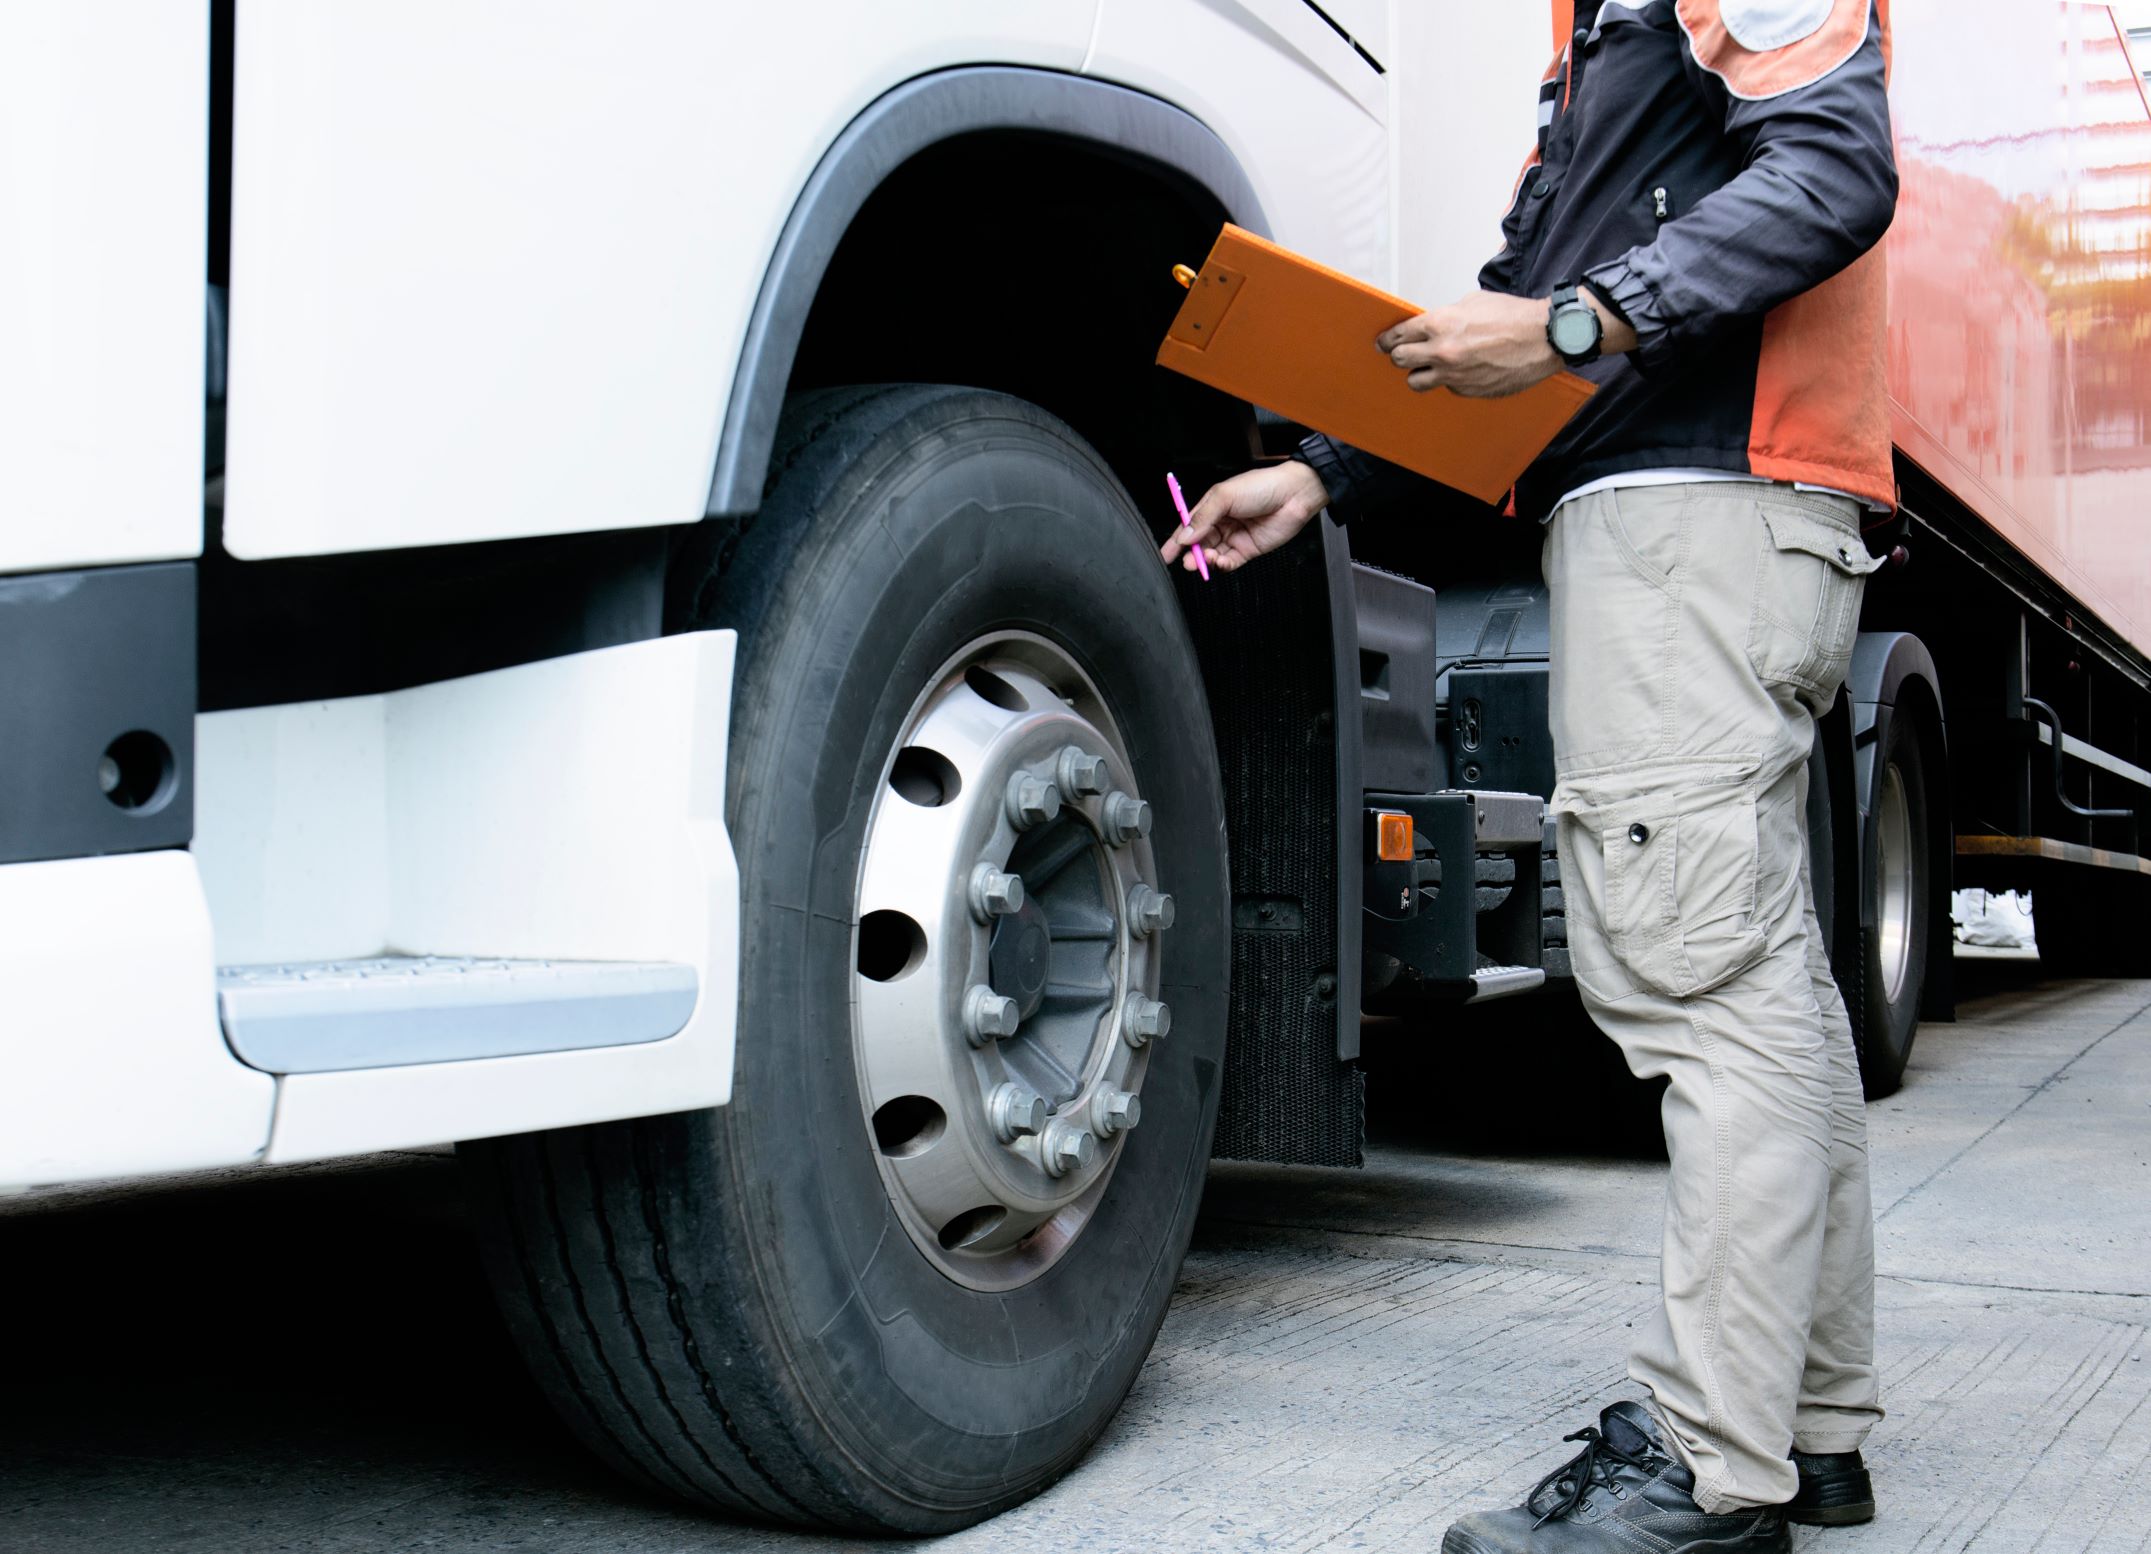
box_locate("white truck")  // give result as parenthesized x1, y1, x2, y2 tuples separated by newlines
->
(9, 0, 2150, 1534)
(5, 2, 1543, 1533)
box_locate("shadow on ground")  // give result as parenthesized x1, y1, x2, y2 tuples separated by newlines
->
(1361, 987, 1670, 1160)
(1362, 946, 2060, 1163)
(0, 1154, 660, 1542)
(0, 951, 2070, 1551)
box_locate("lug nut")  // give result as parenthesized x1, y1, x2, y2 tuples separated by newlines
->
(989, 1083, 1047, 1143)
(1128, 884, 1175, 938)
(968, 863, 1025, 923)
(1091, 1088, 1142, 1136)
(1041, 1118, 1098, 1177)
(964, 984, 1020, 1046)
(1006, 774, 1062, 830)
(1058, 746, 1110, 797)
(1123, 995, 1171, 1047)
(1103, 791, 1153, 845)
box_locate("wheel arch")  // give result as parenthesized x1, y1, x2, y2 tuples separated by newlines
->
(706, 65, 1269, 518)
(1847, 629, 1955, 1021)
(709, 69, 1363, 1166)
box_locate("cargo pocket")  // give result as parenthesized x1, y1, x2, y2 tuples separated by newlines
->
(1601, 788, 1768, 999)
(1746, 501, 1885, 707)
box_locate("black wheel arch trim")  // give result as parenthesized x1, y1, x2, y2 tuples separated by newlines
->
(1847, 629, 1955, 1020)
(1322, 518, 1364, 1060)
(706, 65, 1271, 519)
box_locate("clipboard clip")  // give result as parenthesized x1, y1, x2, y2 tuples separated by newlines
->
(1165, 262, 1246, 351)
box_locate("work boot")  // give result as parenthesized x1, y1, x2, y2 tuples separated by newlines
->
(1788, 1448, 1876, 1525)
(1440, 1401, 1789, 1553)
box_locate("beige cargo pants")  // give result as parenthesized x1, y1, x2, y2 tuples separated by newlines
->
(1543, 482, 1887, 1513)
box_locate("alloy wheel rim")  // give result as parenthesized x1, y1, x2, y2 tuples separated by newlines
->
(851, 632, 1170, 1291)
(1876, 759, 1915, 1004)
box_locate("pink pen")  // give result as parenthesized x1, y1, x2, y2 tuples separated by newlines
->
(1166, 472, 1211, 581)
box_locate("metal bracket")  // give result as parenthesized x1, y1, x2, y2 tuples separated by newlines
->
(1363, 789, 1545, 996)
(2021, 697, 2133, 820)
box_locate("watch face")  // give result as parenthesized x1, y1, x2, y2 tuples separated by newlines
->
(1551, 304, 1599, 357)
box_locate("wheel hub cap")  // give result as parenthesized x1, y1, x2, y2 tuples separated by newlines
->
(991, 898, 1054, 1023)
(852, 633, 1168, 1290)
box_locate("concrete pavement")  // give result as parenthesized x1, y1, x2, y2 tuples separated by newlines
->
(4, 954, 2146, 1552)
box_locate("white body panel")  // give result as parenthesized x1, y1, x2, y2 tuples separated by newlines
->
(223, 1, 1094, 560)
(0, 2, 205, 576)
(1392, 4, 1546, 308)
(1088, 0, 1391, 286)
(0, 853, 273, 1184)
(194, 634, 734, 969)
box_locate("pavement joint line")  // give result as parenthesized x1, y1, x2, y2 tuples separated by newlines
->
(1203, 1215, 1661, 1267)
(1877, 1271, 2149, 1302)
(1875, 986, 2151, 1224)
(1204, 1215, 2150, 1311)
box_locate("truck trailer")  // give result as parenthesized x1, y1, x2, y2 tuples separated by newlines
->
(3, 0, 2146, 1533)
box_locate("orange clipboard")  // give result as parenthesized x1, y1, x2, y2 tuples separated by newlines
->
(1155, 225, 1595, 505)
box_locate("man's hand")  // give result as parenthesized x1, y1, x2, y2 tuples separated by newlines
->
(1159, 461, 1330, 575)
(1377, 289, 1635, 397)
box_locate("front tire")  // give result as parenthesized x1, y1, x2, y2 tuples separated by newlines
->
(460, 386, 1230, 1532)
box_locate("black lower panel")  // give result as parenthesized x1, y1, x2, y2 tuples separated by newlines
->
(0, 561, 195, 864)
(1181, 526, 1362, 1167)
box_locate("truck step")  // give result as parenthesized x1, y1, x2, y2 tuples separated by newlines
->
(1465, 964, 1546, 1003)
(217, 956, 699, 1075)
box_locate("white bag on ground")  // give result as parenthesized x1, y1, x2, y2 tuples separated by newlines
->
(1952, 889, 2035, 948)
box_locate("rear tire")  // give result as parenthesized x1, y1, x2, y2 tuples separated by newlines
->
(460, 386, 1230, 1533)
(1852, 702, 1932, 1097)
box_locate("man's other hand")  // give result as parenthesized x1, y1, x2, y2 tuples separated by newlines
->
(1377, 289, 1633, 397)
(1159, 461, 1330, 575)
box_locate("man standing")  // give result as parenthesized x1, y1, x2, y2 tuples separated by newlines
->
(1162, 3, 1898, 1549)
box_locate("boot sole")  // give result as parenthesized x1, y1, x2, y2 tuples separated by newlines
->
(1787, 1501, 1877, 1526)
(1445, 1520, 1792, 1550)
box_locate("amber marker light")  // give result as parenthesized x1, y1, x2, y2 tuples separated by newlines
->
(1376, 812, 1413, 862)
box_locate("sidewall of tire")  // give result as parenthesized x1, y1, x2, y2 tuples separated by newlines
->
(689, 389, 1229, 1531)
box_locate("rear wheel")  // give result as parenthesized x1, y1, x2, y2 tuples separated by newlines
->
(460, 386, 1229, 1532)
(1852, 702, 1932, 1097)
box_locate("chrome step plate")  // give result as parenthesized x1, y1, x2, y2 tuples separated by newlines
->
(1465, 964, 1547, 1003)
(217, 956, 698, 1075)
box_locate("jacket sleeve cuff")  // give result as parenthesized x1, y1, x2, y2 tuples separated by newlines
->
(1583, 255, 1678, 376)
(1296, 432, 1358, 526)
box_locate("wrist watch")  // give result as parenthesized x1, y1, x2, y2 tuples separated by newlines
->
(1546, 284, 1604, 368)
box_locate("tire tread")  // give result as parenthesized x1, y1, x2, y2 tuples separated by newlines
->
(463, 384, 1227, 1534)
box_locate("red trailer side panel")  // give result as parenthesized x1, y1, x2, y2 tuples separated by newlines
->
(1886, 1, 2151, 660)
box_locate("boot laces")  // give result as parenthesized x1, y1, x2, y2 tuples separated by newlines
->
(1529, 1426, 1659, 1527)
